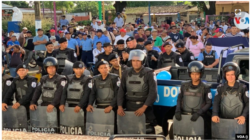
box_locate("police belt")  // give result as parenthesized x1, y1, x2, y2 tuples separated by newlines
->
(127, 100, 144, 105)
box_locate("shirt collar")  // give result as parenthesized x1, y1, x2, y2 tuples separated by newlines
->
(17, 75, 28, 80)
(225, 81, 239, 89)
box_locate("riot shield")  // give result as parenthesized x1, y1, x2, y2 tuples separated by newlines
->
(117, 111, 146, 134)
(86, 108, 115, 137)
(60, 107, 85, 135)
(173, 115, 204, 140)
(30, 106, 58, 133)
(212, 118, 246, 139)
(2, 106, 28, 132)
(61, 60, 73, 75)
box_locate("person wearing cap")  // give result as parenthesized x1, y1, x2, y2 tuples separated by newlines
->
(68, 27, 78, 39)
(2, 63, 14, 105)
(93, 42, 104, 64)
(144, 28, 152, 39)
(114, 28, 129, 48)
(69, 18, 78, 29)
(6, 34, 20, 67)
(53, 37, 77, 74)
(65, 32, 80, 57)
(50, 36, 59, 49)
(2, 64, 37, 120)
(114, 13, 124, 28)
(59, 15, 69, 29)
(93, 29, 111, 49)
(134, 27, 147, 41)
(144, 40, 159, 69)
(18, 27, 28, 47)
(174, 61, 212, 139)
(103, 28, 115, 45)
(33, 28, 49, 51)
(86, 60, 120, 113)
(30, 57, 66, 114)
(94, 20, 106, 30)
(212, 62, 249, 128)
(169, 26, 184, 43)
(117, 49, 157, 134)
(143, 23, 154, 31)
(147, 38, 162, 54)
(151, 29, 163, 48)
(59, 61, 92, 113)
(213, 28, 225, 38)
(79, 32, 93, 67)
(113, 39, 127, 65)
(48, 29, 60, 41)
(23, 31, 35, 65)
(157, 42, 184, 68)
(58, 30, 65, 39)
(197, 43, 219, 68)
(175, 41, 195, 66)
(108, 53, 127, 78)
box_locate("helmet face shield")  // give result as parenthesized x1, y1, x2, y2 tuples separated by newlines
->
(128, 50, 146, 61)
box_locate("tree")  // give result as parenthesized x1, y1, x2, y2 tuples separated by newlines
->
(126, 1, 176, 7)
(56, 1, 74, 14)
(191, 1, 216, 15)
(113, 1, 127, 13)
(2, 1, 30, 8)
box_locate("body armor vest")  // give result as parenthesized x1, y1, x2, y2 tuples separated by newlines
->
(41, 76, 57, 103)
(66, 75, 89, 105)
(95, 74, 116, 106)
(220, 84, 243, 119)
(56, 50, 68, 71)
(15, 80, 28, 102)
(202, 51, 215, 66)
(182, 83, 204, 114)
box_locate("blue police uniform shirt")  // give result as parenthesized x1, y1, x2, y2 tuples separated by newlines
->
(67, 38, 78, 50)
(93, 35, 110, 49)
(198, 50, 219, 61)
(80, 38, 93, 51)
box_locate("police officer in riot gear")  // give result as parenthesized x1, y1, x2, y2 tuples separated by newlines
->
(117, 50, 157, 134)
(175, 61, 212, 138)
(108, 53, 127, 78)
(53, 37, 77, 75)
(198, 43, 219, 68)
(86, 60, 120, 113)
(2, 63, 13, 105)
(30, 57, 66, 112)
(2, 64, 37, 116)
(212, 62, 249, 125)
(176, 42, 195, 66)
(59, 61, 92, 113)
(157, 42, 184, 68)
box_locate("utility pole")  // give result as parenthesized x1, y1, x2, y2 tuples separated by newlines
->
(102, 1, 105, 21)
(53, 2, 57, 34)
(34, 1, 42, 36)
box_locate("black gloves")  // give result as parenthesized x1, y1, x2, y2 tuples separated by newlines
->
(191, 113, 200, 121)
(175, 112, 182, 121)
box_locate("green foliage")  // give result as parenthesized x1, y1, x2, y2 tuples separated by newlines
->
(2, 17, 11, 33)
(77, 20, 92, 26)
(43, 1, 74, 14)
(2, 1, 30, 8)
(126, 1, 176, 7)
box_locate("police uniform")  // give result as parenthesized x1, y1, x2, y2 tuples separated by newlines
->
(88, 60, 120, 109)
(53, 37, 77, 74)
(108, 53, 127, 78)
(113, 39, 127, 65)
(201, 50, 216, 66)
(157, 52, 184, 68)
(31, 58, 66, 107)
(2, 72, 13, 105)
(176, 42, 195, 66)
(117, 50, 157, 133)
(3, 64, 37, 118)
(144, 41, 159, 69)
(60, 61, 92, 108)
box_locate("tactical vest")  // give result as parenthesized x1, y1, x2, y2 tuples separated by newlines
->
(220, 84, 244, 119)
(202, 51, 215, 66)
(41, 75, 59, 103)
(15, 80, 28, 102)
(2, 74, 12, 91)
(182, 83, 204, 114)
(56, 50, 68, 72)
(180, 50, 191, 66)
(66, 74, 89, 104)
(94, 74, 117, 106)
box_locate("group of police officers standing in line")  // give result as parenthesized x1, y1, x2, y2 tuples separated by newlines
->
(2, 36, 249, 138)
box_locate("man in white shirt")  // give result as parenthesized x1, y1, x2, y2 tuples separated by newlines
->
(114, 28, 129, 48)
(92, 42, 104, 64)
(91, 17, 97, 30)
(94, 20, 106, 30)
(219, 21, 228, 33)
(209, 20, 215, 30)
(114, 13, 124, 28)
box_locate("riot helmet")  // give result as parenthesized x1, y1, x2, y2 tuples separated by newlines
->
(222, 62, 240, 80)
(187, 61, 204, 78)
(43, 57, 58, 72)
(128, 50, 147, 66)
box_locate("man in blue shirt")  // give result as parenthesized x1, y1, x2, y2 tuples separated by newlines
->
(59, 15, 69, 29)
(6, 34, 20, 67)
(93, 29, 110, 49)
(65, 32, 79, 57)
(33, 28, 49, 51)
(169, 26, 183, 43)
(80, 33, 93, 67)
(198, 43, 219, 68)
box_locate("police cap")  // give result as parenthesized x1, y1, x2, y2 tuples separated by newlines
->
(126, 37, 135, 43)
(96, 60, 109, 69)
(108, 53, 119, 62)
(16, 64, 28, 72)
(73, 61, 85, 68)
(117, 39, 125, 45)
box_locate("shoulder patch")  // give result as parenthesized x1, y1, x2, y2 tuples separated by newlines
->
(74, 53, 77, 57)
(153, 73, 157, 81)
(179, 57, 183, 62)
(246, 91, 249, 98)
(88, 80, 93, 88)
(6, 80, 12, 86)
(190, 56, 194, 60)
(61, 81, 66, 86)
(208, 92, 212, 99)
(215, 90, 218, 96)
(31, 82, 37, 88)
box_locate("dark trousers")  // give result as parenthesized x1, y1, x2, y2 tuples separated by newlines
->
(81, 50, 93, 68)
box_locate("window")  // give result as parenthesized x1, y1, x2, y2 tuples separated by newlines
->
(238, 60, 249, 82)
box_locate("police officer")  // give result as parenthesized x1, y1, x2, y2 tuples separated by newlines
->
(176, 42, 195, 66)
(144, 40, 159, 69)
(30, 57, 66, 113)
(117, 50, 157, 133)
(157, 42, 184, 68)
(108, 53, 127, 78)
(175, 61, 212, 138)
(53, 37, 77, 74)
(59, 61, 92, 113)
(86, 60, 120, 113)
(2, 63, 13, 105)
(212, 62, 249, 126)
(113, 39, 127, 65)
(198, 43, 219, 68)
(2, 64, 37, 117)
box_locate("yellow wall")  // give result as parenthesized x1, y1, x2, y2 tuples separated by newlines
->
(216, 3, 249, 15)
